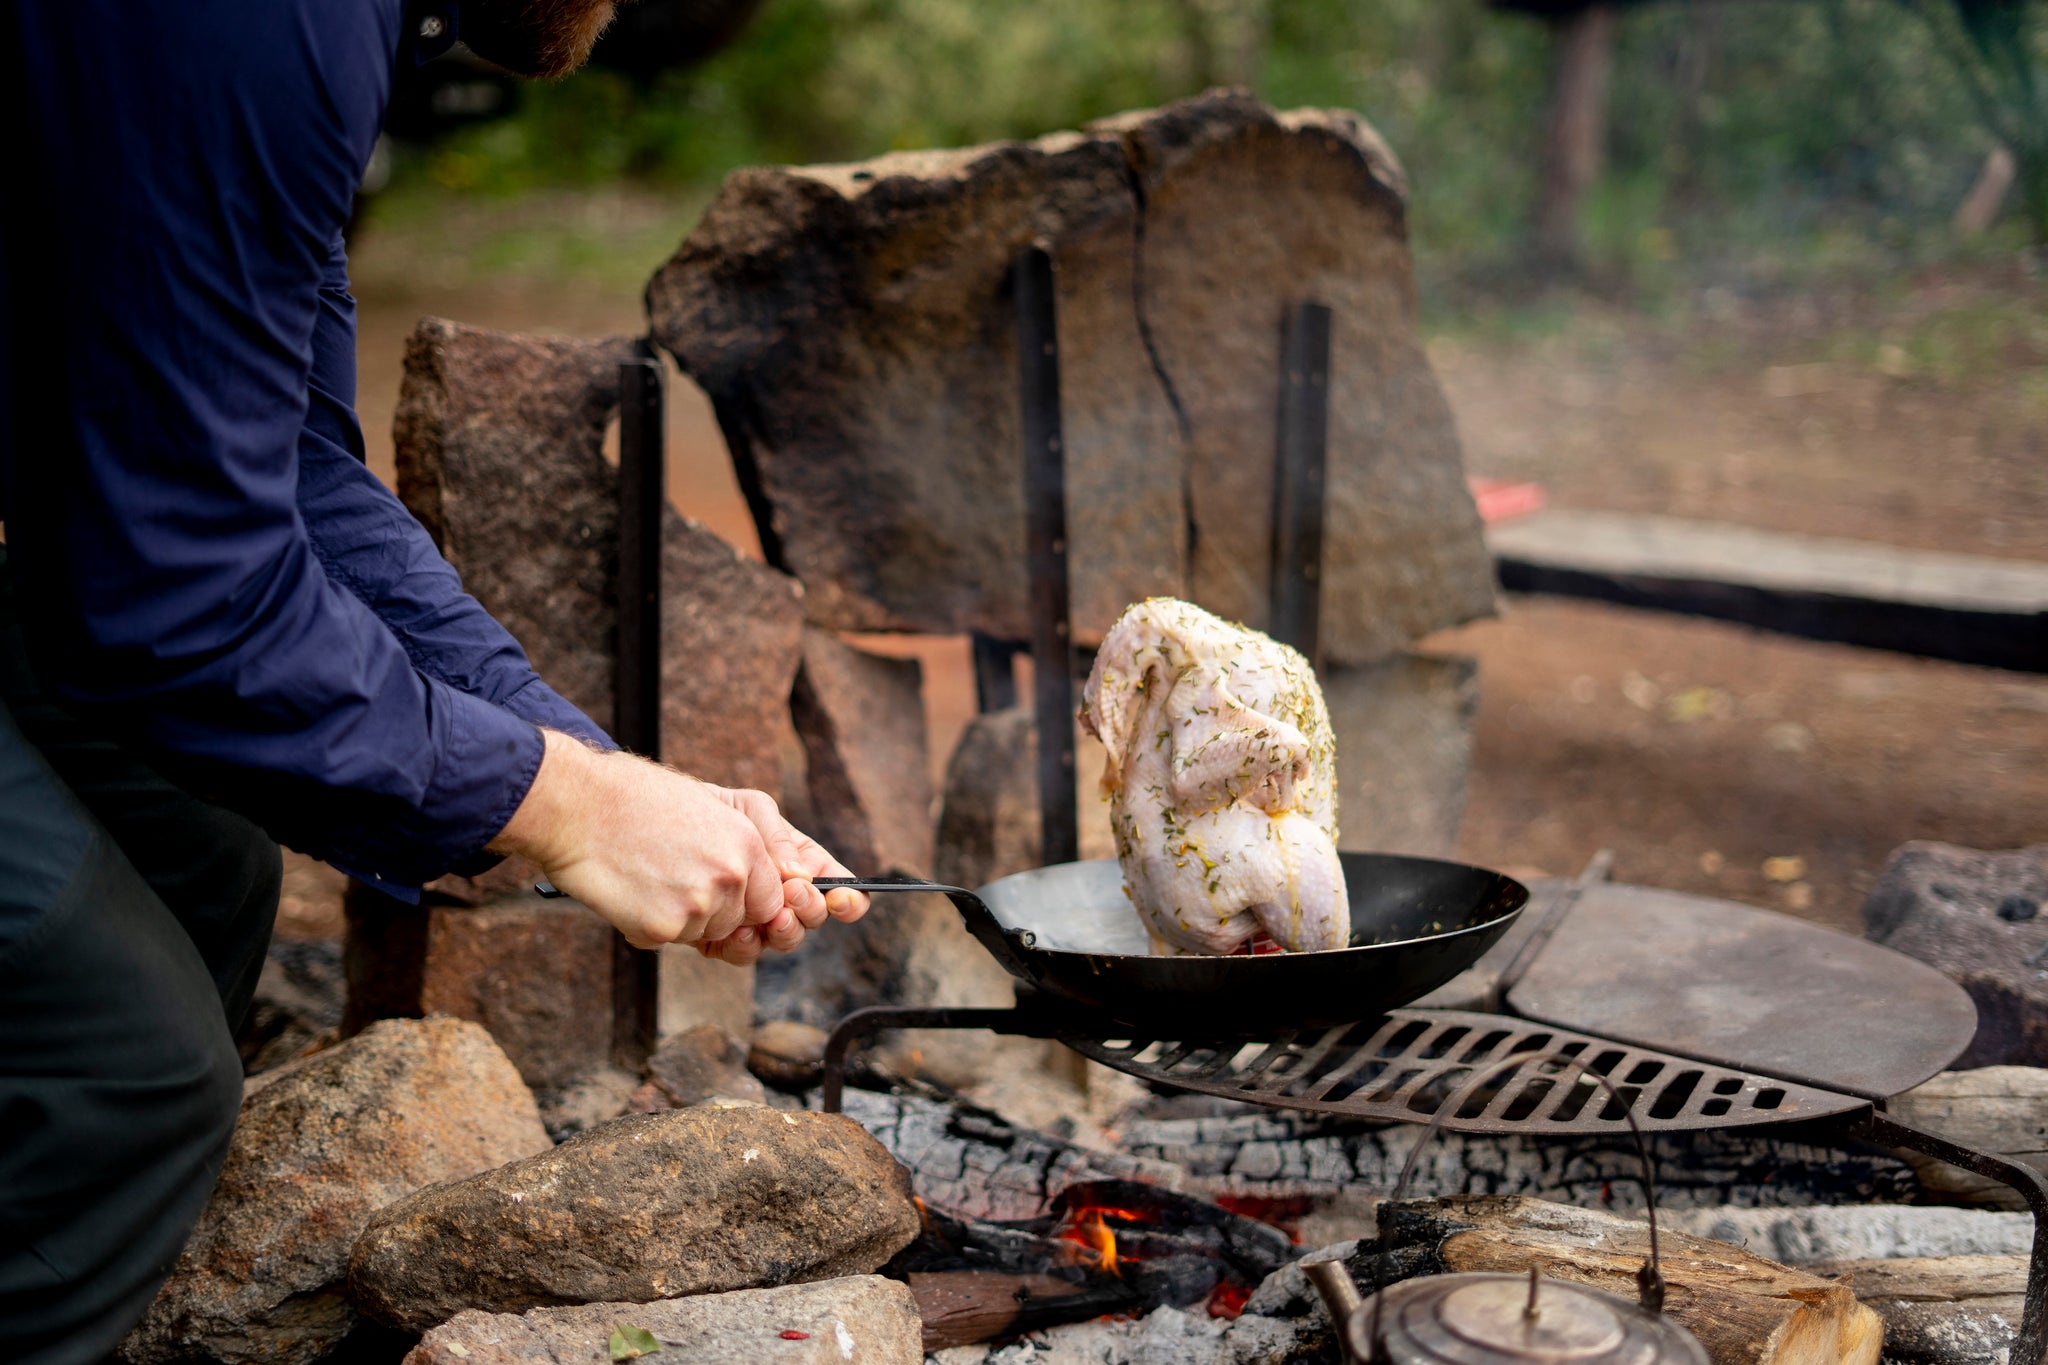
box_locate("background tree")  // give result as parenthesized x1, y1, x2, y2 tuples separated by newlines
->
(1898, 0, 2048, 245)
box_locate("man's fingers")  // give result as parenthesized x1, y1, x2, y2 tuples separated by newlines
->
(759, 907, 805, 953)
(741, 836, 785, 926)
(783, 878, 830, 931)
(726, 789, 809, 876)
(700, 926, 764, 965)
(825, 886, 869, 922)
(786, 825, 867, 920)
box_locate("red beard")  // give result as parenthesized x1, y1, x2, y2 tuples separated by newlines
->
(462, 0, 619, 79)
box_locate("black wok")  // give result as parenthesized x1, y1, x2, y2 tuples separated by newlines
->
(816, 851, 1527, 1033)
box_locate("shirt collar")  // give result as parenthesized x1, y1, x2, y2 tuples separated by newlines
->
(406, 0, 461, 65)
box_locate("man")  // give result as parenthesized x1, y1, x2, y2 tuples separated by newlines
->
(0, 3, 868, 1360)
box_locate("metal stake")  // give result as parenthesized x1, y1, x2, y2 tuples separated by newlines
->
(1013, 246, 1078, 867)
(612, 352, 664, 1068)
(971, 633, 1022, 714)
(1271, 302, 1332, 671)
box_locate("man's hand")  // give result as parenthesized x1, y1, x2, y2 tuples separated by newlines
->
(490, 731, 869, 960)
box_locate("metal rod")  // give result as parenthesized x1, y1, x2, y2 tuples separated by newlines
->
(820, 1004, 1059, 1112)
(1013, 245, 1078, 867)
(612, 353, 665, 1068)
(971, 632, 1022, 714)
(1271, 301, 1332, 670)
(1863, 1110, 2048, 1365)
(1304, 1259, 1366, 1364)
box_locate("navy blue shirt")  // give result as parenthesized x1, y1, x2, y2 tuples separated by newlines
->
(0, 0, 612, 898)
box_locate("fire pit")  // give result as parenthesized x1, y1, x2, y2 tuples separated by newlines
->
(817, 858, 2048, 1364)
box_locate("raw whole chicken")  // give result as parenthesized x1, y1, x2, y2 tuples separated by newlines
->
(1079, 597, 1349, 955)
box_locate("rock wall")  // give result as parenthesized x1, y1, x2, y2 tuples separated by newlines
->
(647, 89, 1495, 664)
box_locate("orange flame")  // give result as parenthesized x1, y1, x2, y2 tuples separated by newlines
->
(1057, 1202, 1154, 1276)
(1071, 1209, 1118, 1274)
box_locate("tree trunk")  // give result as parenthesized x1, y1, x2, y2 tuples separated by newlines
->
(1535, 2, 1619, 276)
(2019, 147, 2048, 249)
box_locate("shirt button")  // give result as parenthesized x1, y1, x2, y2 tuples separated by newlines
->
(418, 14, 446, 38)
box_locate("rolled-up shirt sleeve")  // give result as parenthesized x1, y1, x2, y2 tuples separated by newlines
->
(1, 0, 593, 894)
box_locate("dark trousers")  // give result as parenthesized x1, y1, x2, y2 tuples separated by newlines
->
(0, 559, 281, 1365)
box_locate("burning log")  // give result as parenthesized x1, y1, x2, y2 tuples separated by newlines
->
(888, 1179, 1298, 1352)
(1368, 1196, 1885, 1365)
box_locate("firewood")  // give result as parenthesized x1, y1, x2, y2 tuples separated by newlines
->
(907, 1270, 1138, 1352)
(1889, 1067, 2048, 1209)
(1117, 1107, 1920, 1210)
(1807, 1257, 2025, 1365)
(1374, 1195, 1883, 1365)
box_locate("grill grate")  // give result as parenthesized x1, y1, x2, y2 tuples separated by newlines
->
(1064, 1009, 1867, 1135)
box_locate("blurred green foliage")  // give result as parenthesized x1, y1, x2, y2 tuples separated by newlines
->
(384, 0, 2041, 295)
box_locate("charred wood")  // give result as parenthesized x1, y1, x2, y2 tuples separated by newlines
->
(1118, 1109, 1922, 1210)
(908, 1271, 1140, 1353)
(839, 1089, 1186, 1222)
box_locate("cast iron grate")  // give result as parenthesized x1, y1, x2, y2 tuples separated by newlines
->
(1065, 1009, 1867, 1135)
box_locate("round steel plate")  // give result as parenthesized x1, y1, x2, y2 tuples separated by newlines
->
(1504, 883, 1978, 1099)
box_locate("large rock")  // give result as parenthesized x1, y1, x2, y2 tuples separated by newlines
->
(1863, 841, 2048, 1066)
(760, 630, 961, 1023)
(627, 1023, 769, 1110)
(1325, 651, 1477, 857)
(394, 316, 806, 797)
(933, 707, 1042, 892)
(121, 1017, 550, 1365)
(348, 1106, 921, 1331)
(387, 318, 809, 1062)
(403, 1276, 924, 1365)
(648, 90, 1493, 664)
(344, 888, 615, 1090)
(789, 628, 934, 877)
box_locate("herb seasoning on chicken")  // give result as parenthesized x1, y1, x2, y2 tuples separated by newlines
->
(1079, 597, 1348, 955)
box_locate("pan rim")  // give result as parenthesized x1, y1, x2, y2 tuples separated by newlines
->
(978, 853, 1530, 965)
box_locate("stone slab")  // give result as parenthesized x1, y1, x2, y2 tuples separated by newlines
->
(1324, 651, 1477, 858)
(647, 90, 1493, 665)
(394, 316, 806, 795)
(403, 1275, 923, 1365)
(762, 630, 965, 1024)
(344, 888, 616, 1091)
(1490, 508, 2048, 673)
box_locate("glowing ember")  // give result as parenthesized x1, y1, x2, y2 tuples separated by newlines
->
(1206, 1281, 1251, 1319)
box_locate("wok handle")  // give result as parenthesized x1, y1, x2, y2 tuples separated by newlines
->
(535, 875, 1036, 981)
(813, 877, 1038, 981)
(811, 875, 973, 897)
(535, 874, 976, 900)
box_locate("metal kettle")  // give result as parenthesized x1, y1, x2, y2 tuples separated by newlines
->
(1305, 1053, 1712, 1365)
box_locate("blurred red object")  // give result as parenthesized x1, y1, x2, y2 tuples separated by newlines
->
(1467, 477, 1546, 525)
